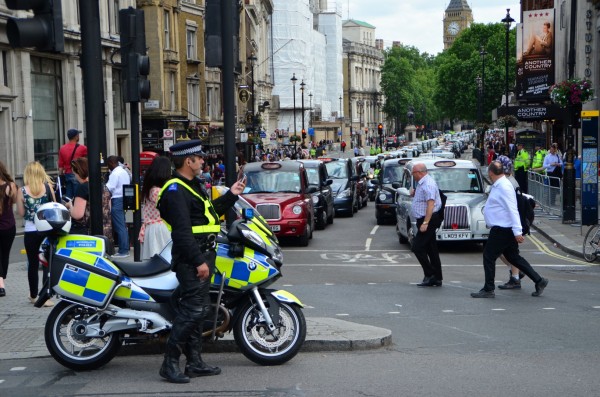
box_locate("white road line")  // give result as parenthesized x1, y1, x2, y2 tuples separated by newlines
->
(0, 380, 4, 384)
(367, 282, 377, 285)
(491, 308, 506, 311)
(336, 313, 349, 316)
(325, 283, 335, 285)
(543, 308, 556, 310)
(365, 238, 372, 251)
(442, 310, 454, 313)
(10, 367, 26, 371)
(388, 311, 400, 314)
(370, 226, 379, 235)
(395, 304, 403, 307)
(593, 306, 600, 309)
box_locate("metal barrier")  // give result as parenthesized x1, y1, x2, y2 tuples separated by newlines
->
(527, 171, 582, 221)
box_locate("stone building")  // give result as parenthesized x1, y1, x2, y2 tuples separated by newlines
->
(443, 0, 473, 50)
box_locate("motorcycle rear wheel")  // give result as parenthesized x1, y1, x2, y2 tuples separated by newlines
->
(45, 301, 122, 371)
(234, 300, 306, 366)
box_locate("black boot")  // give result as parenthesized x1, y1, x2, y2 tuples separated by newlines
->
(159, 343, 190, 383)
(184, 328, 221, 378)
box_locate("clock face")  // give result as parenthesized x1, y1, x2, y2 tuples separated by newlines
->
(448, 22, 460, 35)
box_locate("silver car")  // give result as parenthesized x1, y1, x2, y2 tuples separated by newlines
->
(395, 159, 489, 245)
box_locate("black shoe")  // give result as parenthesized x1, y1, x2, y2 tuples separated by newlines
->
(470, 289, 495, 298)
(417, 277, 441, 287)
(185, 362, 222, 378)
(160, 361, 190, 384)
(0, 288, 5, 297)
(532, 278, 548, 297)
(498, 277, 521, 290)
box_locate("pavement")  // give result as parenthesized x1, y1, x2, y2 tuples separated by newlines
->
(0, 146, 592, 361)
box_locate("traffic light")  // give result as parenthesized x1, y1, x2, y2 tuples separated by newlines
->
(301, 129, 307, 139)
(6, 0, 65, 53)
(377, 123, 383, 135)
(120, 7, 151, 102)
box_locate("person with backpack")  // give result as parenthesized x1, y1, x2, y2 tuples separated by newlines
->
(471, 160, 548, 298)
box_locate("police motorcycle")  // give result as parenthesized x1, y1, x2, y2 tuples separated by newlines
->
(34, 199, 306, 371)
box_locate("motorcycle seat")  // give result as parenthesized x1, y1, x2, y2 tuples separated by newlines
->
(112, 254, 172, 278)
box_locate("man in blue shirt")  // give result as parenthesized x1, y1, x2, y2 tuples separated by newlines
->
(471, 161, 548, 298)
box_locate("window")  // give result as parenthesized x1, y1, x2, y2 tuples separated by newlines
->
(187, 80, 200, 121)
(164, 10, 171, 50)
(112, 69, 126, 129)
(109, 0, 120, 34)
(30, 56, 64, 172)
(1, 51, 9, 87)
(186, 27, 197, 60)
(182, 0, 196, 3)
(167, 71, 176, 111)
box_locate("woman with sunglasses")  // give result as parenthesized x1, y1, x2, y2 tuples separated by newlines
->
(65, 157, 90, 234)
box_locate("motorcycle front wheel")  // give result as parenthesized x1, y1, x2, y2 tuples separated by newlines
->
(234, 300, 306, 366)
(45, 301, 121, 370)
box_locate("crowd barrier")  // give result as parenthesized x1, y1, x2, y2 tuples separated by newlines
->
(527, 171, 581, 221)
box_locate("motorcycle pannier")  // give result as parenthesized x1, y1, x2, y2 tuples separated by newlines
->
(51, 247, 122, 307)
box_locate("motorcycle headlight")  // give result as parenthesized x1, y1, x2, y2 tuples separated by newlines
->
(312, 195, 319, 204)
(379, 192, 392, 203)
(292, 205, 303, 215)
(241, 229, 267, 250)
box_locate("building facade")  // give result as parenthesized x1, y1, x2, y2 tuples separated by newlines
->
(342, 19, 384, 147)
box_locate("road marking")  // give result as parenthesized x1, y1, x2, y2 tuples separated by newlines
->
(528, 234, 591, 265)
(336, 313, 349, 316)
(282, 284, 293, 287)
(442, 310, 454, 313)
(543, 308, 556, 310)
(325, 283, 335, 286)
(568, 280, 578, 282)
(0, 380, 4, 384)
(388, 311, 400, 314)
(593, 306, 600, 309)
(395, 304, 403, 307)
(368, 282, 377, 285)
(491, 309, 506, 311)
(10, 367, 26, 371)
(370, 226, 379, 235)
(365, 238, 372, 251)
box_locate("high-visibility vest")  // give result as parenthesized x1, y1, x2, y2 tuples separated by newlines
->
(157, 179, 221, 234)
(532, 150, 545, 169)
(514, 149, 530, 171)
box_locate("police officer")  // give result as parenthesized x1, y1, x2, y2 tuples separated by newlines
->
(513, 142, 531, 193)
(531, 144, 547, 174)
(157, 140, 245, 383)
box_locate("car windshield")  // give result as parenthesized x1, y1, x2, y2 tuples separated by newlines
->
(325, 161, 348, 179)
(244, 170, 302, 193)
(382, 165, 404, 184)
(305, 167, 320, 185)
(428, 168, 482, 193)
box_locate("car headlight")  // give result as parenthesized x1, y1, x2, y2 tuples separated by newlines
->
(312, 195, 319, 204)
(339, 188, 352, 198)
(292, 205, 303, 215)
(241, 229, 267, 250)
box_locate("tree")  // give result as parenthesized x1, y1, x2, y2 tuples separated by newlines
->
(434, 22, 516, 124)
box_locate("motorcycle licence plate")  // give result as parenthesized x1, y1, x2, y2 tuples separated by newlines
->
(270, 225, 281, 232)
(442, 232, 470, 239)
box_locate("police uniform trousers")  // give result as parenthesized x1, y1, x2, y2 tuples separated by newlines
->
(482, 226, 543, 291)
(412, 212, 443, 281)
(167, 250, 217, 356)
(514, 168, 528, 194)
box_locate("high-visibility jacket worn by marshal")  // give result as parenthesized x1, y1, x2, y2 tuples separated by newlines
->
(157, 172, 238, 267)
(514, 149, 531, 171)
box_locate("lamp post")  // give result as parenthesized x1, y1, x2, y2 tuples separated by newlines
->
(479, 46, 487, 121)
(475, 75, 483, 123)
(300, 79, 306, 146)
(309, 92, 313, 143)
(501, 9, 514, 145)
(339, 95, 343, 145)
(357, 99, 364, 148)
(248, 53, 257, 161)
(376, 100, 383, 150)
(291, 73, 297, 157)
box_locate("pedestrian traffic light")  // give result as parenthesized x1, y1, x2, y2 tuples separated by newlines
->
(120, 7, 151, 102)
(302, 129, 307, 138)
(378, 123, 383, 135)
(6, 0, 65, 53)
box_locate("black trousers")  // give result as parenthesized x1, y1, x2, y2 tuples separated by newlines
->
(24, 231, 48, 298)
(0, 225, 16, 279)
(514, 169, 528, 194)
(167, 250, 216, 353)
(411, 212, 442, 280)
(482, 227, 542, 291)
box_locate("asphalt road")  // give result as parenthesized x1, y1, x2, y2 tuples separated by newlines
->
(2, 196, 600, 396)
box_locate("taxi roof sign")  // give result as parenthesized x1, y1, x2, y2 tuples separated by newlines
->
(433, 160, 457, 167)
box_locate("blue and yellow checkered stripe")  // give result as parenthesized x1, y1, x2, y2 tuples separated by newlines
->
(57, 235, 107, 257)
(213, 245, 278, 289)
(56, 249, 120, 276)
(114, 277, 154, 302)
(57, 265, 116, 305)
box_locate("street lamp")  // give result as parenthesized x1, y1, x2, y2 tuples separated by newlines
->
(501, 8, 514, 144)
(475, 75, 483, 123)
(357, 99, 364, 147)
(291, 73, 298, 157)
(376, 98, 382, 149)
(309, 92, 313, 143)
(300, 79, 306, 145)
(339, 95, 343, 145)
(248, 53, 257, 160)
(479, 46, 487, 121)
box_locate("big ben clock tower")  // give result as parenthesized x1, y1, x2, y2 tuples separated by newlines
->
(443, 0, 474, 50)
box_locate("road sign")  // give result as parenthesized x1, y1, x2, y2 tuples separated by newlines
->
(260, 131, 267, 138)
(163, 128, 174, 138)
(238, 89, 250, 103)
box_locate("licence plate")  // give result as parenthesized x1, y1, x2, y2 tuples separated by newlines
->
(269, 225, 281, 232)
(442, 232, 470, 239)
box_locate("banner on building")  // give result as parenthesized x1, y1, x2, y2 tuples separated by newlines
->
(516, 8, 555, 102)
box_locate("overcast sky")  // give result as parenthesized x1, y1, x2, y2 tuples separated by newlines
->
(344, 0, 522, 55)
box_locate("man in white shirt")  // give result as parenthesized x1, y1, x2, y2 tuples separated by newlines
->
(106, 155, 131, 257)
(471, 161, 548, 298)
